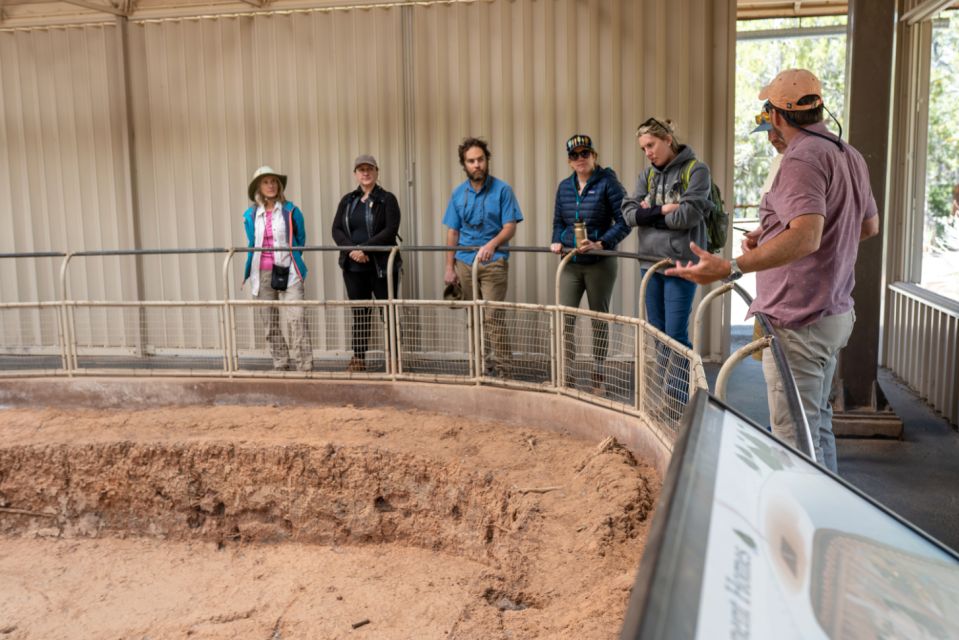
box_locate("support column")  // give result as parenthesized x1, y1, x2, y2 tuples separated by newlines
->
(836, 0, 902, 436)
(115, 16, 148, 354)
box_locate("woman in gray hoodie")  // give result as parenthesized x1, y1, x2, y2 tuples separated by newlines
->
(622, 117, 712, 349)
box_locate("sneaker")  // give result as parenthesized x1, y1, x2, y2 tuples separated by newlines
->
(347, 357, 366, 373)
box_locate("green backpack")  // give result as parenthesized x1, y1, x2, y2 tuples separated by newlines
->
(646, 159, 729, 254)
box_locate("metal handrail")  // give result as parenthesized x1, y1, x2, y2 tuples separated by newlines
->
(5, 245, 806, 454)
(706, 283, 816, 461)
(715, 336, 771, 400)
(0, 251, 66, 259)
(692, 282, 734, 354)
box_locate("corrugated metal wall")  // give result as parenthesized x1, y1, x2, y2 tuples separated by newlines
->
(1, 0, 735, 355)
(408, 0, 734, 328)
(0, 24, 135, 302)
(0, 23, 138, 347)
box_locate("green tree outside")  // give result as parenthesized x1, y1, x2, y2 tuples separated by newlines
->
(921, 12, 959, 300)
(734, 16, 847, 220)
(926, 13, 959, 249)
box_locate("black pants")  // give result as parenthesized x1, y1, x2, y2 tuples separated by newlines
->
(343, 269, 395, 358)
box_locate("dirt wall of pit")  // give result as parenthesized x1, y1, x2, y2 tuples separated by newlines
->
(0, 378, 674, 475)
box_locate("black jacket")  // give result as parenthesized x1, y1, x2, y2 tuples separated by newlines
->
(332, 184, 402, 277)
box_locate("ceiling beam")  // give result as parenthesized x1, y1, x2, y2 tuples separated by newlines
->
(738, 2, 848, 19)
(901, 0, 954, 24)
(1, 0, 127, 12)
(61, 0, 125, 15)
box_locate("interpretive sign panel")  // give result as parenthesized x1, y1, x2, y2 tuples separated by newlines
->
(622, 392, 959, 640)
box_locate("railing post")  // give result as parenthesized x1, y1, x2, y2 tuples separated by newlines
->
(554, 251, 575, 305)
(638, 259, 673, 322)
(554, 252, 574, 392)
(692, 282, 734, 354)
(222, 249, 237, 374)
(635, 322, 644, 411)
(715, 336, 772, 401)
(549, 307, 557, 389)
(58, 253, 77, 374)
(471, 253, 482, 383)
(387, 246, 399, 379)
(728, 286, 818, 463)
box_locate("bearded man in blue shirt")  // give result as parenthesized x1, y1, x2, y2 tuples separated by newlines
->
(443, 137, 524, 377)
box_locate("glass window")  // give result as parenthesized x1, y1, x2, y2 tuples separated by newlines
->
(732, 16, 848, 329)
(921, 11, 959, 302)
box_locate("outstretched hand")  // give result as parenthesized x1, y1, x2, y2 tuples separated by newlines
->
(664, 242, 731, 285)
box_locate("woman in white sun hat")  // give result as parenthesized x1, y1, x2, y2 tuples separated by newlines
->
(242, 166, 313, 371)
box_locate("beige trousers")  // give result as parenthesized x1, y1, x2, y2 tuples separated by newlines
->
(454, 258, 511, 374)
(255, 270, 313, 371)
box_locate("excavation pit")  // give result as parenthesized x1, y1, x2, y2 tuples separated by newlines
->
(0, 381, 662, 639)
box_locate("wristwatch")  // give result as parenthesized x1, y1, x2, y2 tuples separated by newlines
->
(724, 258, 743, 283)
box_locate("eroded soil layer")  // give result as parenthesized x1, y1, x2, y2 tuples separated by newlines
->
(0, 405, 659, 639)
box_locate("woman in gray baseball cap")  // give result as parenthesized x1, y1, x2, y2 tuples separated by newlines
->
(331, 154, 403, 372)
(241, 165, 313, 371)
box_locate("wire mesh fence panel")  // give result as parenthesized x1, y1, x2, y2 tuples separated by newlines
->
(0, 304, 64, 373)
(637, 326, 699, 438)
(337, 302, 390, 374)
(71, 304, 226, 372)
(558, 309, 637, 406)
(479, 302, 553, 387)
(231, 301, 389, 375)
(395, 301, 473, 380)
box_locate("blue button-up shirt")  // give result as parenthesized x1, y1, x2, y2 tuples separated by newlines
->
(442, 176, 524, 265)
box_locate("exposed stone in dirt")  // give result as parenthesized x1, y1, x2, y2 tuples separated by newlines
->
(0, 405, 659, 639)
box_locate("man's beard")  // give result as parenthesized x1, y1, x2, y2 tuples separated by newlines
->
(467, 167, 487, 183)
(770, 124, 786, 144)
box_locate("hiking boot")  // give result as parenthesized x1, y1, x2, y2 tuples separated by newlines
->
(347, 356, 366, 373)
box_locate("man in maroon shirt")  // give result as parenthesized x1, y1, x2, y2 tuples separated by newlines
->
(667, 69, 880, 472)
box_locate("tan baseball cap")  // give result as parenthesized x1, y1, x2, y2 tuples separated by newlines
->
(758, 69, 823, 111)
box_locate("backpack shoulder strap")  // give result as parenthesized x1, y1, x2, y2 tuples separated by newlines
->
(645, 167, 654, 194)
(681, 159, 698, 192)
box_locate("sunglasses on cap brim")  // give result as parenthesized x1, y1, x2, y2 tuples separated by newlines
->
(636, 117, 669, 137)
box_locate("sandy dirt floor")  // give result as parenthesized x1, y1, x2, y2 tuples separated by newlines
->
(0, 404, 659, 639)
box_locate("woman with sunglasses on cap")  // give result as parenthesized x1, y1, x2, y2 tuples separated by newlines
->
(242, 166, 313, 371)
(622, 117, 712, 350)
(550, 134, 629, 391)
(332, 154, 402, 373)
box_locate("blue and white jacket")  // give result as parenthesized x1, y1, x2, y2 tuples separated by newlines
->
(242, 201, 308, 291)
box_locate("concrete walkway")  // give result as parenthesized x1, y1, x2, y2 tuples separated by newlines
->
(706, 329, 959, 551)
